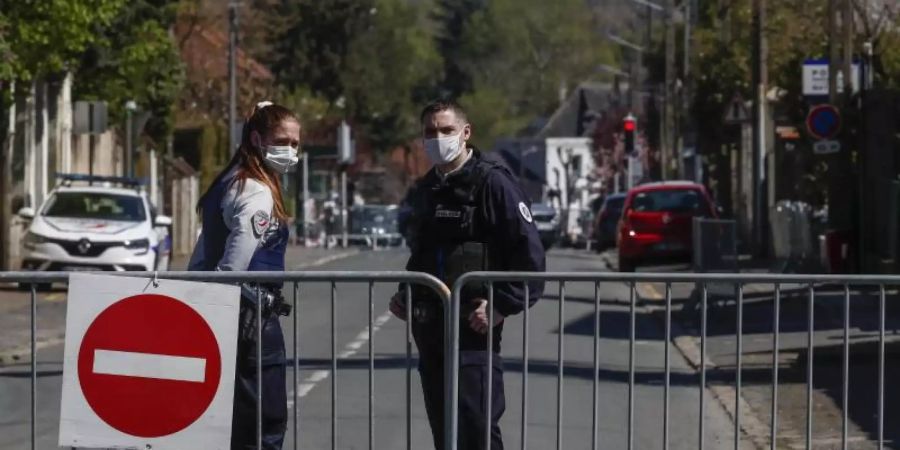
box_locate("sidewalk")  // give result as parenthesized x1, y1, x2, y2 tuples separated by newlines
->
(0, 246, 361, 365)
(630, 269, 900, 449)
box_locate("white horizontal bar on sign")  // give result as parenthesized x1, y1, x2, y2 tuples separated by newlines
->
(93, 349, 207, 383)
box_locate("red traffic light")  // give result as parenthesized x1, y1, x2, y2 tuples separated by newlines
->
(623, 114, 636, 132)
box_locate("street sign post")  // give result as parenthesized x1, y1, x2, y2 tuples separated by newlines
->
(723, 94, 750, 124)
(803, 59, 860, 97)
(806, 104, 842, 140)
(813, 140, 841, 155)
(59, 273, 239, 450)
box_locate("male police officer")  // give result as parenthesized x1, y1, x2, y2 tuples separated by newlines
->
(390, 100, 545, 449)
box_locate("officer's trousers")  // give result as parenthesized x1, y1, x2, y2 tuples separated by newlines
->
(231, 314, 288, 449)
(414, 314, 506, 450)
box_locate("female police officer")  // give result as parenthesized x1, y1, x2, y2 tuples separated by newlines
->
(188, 101, 300, 449)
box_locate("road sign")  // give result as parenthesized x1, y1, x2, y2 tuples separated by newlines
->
(73, 101, 108, 135)
(813, 140, 841, 155)
(806, 104, 841, 140)
(802, 59, 860, 97)
(60, 273, 240, 450)
(723, 94, 749, 124)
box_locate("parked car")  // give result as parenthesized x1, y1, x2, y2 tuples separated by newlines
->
(348, 204, 403, 247)
(592, 193, 626, 251)
(530, 203, 559, 249)
(617, 181, 717, 272)
(18, 174, 172, 285)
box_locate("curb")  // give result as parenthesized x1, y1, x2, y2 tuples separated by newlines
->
(638, 289, 770, 450)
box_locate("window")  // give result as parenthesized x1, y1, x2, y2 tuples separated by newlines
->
(631, 189, 709, 215)
(43, 192, 147, 222)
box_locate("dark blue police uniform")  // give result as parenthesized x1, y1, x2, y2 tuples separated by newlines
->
(192, 172, 289, 450)
(405, 148, 546, 450)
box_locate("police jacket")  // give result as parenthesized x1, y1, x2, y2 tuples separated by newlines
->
(188, 168, 288, 274)
(405, 148, 545, 316)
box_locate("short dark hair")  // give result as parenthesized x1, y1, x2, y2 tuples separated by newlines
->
(419, 99, 468, 124)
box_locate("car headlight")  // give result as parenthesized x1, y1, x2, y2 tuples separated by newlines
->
(124, 238, 150, 254)
(24, 231, 48, 248)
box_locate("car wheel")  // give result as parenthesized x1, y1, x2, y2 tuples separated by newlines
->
(619, 256, 636, 273)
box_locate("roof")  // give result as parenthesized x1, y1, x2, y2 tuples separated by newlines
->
(534, 81, 630, 139)
(630, 180, 705, 192)
(53, 186, 144, 197)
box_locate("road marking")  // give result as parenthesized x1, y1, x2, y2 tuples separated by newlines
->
(93, 349, 207, 382)
(288, 310, 393, 408)
(637, 282, 664, 300)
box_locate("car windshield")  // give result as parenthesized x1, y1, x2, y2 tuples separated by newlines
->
(631, 189, 708, 214)
(351, 207, 398, 231)
(42, 192, 146, 222)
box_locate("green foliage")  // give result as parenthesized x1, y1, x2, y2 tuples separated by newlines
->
(453, 0, 613, 147)
(342, 0, 442, 152)
(0, 0, 124, 80)
(432, 0, 487, 98)
(73, 0, 185, 144)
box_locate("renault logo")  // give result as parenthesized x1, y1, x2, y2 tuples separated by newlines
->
(77, 238, 92, 255)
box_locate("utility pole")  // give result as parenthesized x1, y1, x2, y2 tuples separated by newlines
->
(752, 0, 768, 257)
(828, 0, 839, 104)
(665, 0, 676, 180)
(228, 1, 239, 155)
(1, 82, 14, 270)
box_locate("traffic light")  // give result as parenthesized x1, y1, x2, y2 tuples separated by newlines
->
(623, 113, 636, 154)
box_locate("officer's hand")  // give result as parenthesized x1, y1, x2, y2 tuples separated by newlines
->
(468, 299, 504, 334)
(389, 291, 407, 321)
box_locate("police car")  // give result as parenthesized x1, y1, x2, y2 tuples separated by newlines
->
(17, 174, 172, 275)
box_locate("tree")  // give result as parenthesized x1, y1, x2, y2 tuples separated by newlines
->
(432, 0, 487, 98)
(73, 0, 185, 144)
(453, 0, 614, 148)
(341, 0, 442, 153)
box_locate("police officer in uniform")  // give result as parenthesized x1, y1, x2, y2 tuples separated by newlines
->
(390, 100, 545, 449)
(189, 101, 300, 449)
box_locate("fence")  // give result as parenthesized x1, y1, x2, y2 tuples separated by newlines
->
(452, 272, 895, 450)
(2, 270, 897, 450)
(0, 270, 449, 450)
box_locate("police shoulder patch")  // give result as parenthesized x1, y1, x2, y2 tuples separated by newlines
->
(518, 202, 533, 223)
(251, 210, 270, 238)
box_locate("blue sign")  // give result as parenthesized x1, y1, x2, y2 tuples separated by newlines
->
(805, 105, 841, 140)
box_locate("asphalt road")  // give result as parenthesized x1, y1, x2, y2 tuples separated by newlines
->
(0, 247, 742, 449)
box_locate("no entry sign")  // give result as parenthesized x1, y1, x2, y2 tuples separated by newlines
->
(60, 274, 240, 450)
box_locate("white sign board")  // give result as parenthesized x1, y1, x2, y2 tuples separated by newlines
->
(803, 60, 860, 96)
(59, 273, 240, 450)
(813, 139, 841, 155)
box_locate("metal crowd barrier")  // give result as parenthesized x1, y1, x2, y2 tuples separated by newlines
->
(0, 271, 449, 450)
(450, 272, 896, 450)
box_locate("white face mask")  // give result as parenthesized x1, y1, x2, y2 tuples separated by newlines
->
(424, 132, 463, 165)
(262, 145, 299, 174)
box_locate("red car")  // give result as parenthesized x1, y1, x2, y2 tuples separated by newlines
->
(617, 181, 718, 272)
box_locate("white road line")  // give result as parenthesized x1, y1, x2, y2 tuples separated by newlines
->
(93, 349, 206, 382)
(288, 310, 394, 408)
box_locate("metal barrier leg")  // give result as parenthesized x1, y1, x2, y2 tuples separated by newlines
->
(331, 282, 338, 450)
(664, 283, 671, 450)
(368, 282, 375, 450)
(806, 285, 815, 450)
(591, 282, 600, 450)
(485, 283, 494, 450)
(257, 288, 264, 450)
(878, 285, 885, 450)
(406, 286, 413, 450)
(556, 282, 565, 450)
(735, 284, 743, 450)
(700, 284, 707, 450)
(30, 285, 36, 450)
(628, 282, 636, 450)
(293, 283, 300, 450)
(842, 285, 850, 450)
(522, 282, 530, 450)
(771, 284, 781, 450)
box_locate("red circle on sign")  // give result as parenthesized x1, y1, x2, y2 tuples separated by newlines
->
(78, 294, 222, 438)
